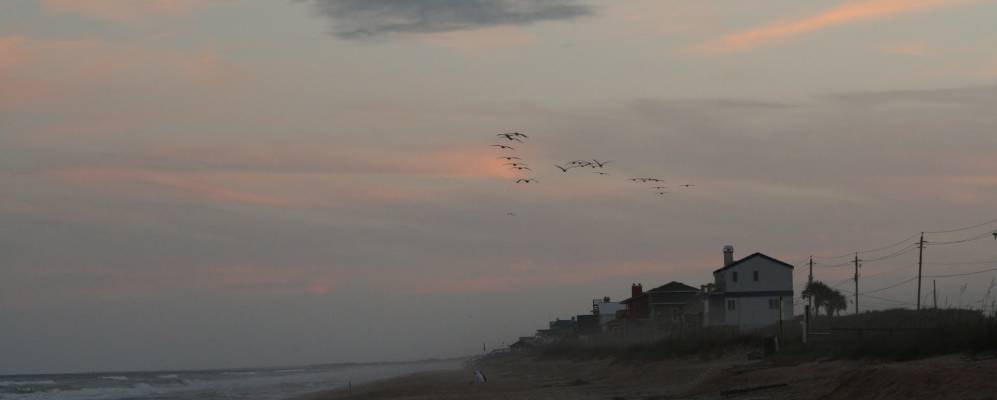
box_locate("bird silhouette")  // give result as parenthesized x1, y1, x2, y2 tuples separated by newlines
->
(655, 191, 671, 195)
(591, 159, 611, 168)
(681, 184, 696, 187)
(554, 164, 573, 173)
(652, 186, 668, 189)
(507, 132, 529, 138)
(507, 212, 517, 216)
(568, 160, 593, 167)
(512, 166, 532, 171)
(515, 178, 537, 183)
(491, 144, 515, 150)
(498, 156, 521, 161)
(593, 172, 609, 175)
(504, 162, 527, 167)
(496, 133, 523, 142)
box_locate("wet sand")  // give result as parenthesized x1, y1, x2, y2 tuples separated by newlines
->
(299, 352, 997, 400)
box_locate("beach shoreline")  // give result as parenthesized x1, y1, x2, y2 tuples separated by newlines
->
(294, 351, 997, 400)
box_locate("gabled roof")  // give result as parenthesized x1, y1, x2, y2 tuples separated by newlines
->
(713, 252, 795, 274)
(647, 281, 699, 293)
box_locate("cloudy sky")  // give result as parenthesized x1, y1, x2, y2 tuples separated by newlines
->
(3, 0, 997, 374)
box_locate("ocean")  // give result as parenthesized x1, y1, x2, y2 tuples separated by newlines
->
(0, 360, 461, 400)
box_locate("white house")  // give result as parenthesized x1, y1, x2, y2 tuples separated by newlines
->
(591, 297, 626, 330)
(704, 246, 794, 331)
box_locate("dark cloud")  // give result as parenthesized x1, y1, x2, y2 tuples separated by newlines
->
(301, 0, 594, 39)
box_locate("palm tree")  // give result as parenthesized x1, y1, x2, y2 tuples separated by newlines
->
(804, 281, 848, 317)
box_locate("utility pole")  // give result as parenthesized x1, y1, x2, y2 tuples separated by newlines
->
(917, 232, 925, 311)
(933, 280, 938, 309)
(806, 256, 813, 336)
(854, 252, 860, 315)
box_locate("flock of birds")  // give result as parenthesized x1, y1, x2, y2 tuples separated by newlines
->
(489, 131, 697, 198)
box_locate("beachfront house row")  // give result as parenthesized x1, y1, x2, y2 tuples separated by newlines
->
(704, 246, 794, 331)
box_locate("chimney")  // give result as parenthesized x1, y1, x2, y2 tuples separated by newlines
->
(723, 245, 734, 266)
(631, 283, 643, 298)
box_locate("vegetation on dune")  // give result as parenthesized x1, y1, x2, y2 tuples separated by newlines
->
(523, 309, 997, 363)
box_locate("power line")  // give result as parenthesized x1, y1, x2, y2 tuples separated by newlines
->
(861, 243, 920, 263)
(861, 276, 918, 295)
(923, 216, 997, 234)
(926, 231, 994, 246)
(924, 260, 997, 267)
(923, 267, 997, 279)
(812, 233, 920, 261)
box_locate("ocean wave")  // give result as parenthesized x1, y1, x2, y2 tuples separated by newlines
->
(220, 371, 257, 376)
(0, 380, 58, 387)
(156, 374, 179, 379)
(99, 376, 129, 381)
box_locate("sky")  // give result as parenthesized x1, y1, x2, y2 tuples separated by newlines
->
(2, 0, 997, 374)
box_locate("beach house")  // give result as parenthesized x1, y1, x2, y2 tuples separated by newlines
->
(647, 281, 703, 338)
(704, 246, 794, 331)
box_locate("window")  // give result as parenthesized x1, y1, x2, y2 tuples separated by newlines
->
(727, 299, 736, 310)
(753, 271, 759, 281)
(769, 299, 780, 309)
(732, 272, 738, 282)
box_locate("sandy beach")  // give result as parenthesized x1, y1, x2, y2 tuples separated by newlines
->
(299, 351, 997, 400)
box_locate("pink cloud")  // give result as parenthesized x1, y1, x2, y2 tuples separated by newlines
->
(41, 0, 205, 21)
(699, 0, 969, 53)
(0, 36, 26, 72)
(0, 36, 245, 111)
(50, 168, 316, 208)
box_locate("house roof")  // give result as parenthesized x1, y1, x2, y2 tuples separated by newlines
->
(620, 292, 647, 304)
(713, 252, 795, 274)
(647, 281, 699, 293)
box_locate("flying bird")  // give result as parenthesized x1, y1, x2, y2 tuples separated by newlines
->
(652, 186, 668, 189)
(507, 132, 528, 138)
(680, 184, 696, 187)
(591, 159, 611, 168)
(512, 166, 532, 171)
(506, 212, 516, 216)
(655, 191, 671, 195)
(568, 160, 593, 167)
(504, 162, 527, 167)
(554, 164, 574, 173)
(515, 178, 537, 183)
(498, 156, 521, 161)
(593, 172, 609, 175)
(491, 144, 515, 150)
(496, 133, 522, 142)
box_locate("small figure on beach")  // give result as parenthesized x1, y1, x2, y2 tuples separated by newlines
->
(473, 369, 487, 383)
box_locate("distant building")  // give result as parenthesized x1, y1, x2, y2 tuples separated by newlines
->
(647, 281, 703, 337)
(591, 296, 626, 329)
(615, 284, 653, 342)
(622, 283, 650, 319)
(510, 336, 540, 351)
(704, 246, 794, 331)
